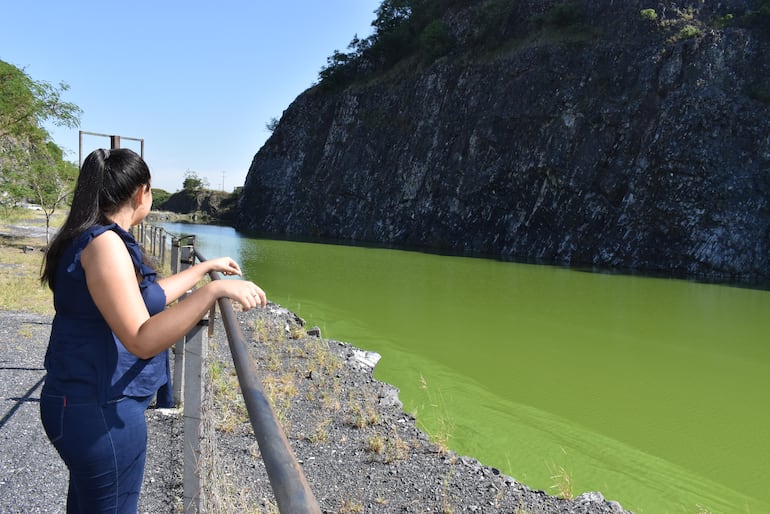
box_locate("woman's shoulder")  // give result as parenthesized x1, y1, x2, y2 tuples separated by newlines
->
(86, 223, 121, 239)
(84, 225, 131, 252)
(75, 223, 137, 248)
(80, 228, 135, 273)
(83, 224, 144, 267)
(63, 224, 128, 277)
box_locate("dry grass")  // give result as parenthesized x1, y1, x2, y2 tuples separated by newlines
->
(417, 374, 454, 455)
(0, 237, 54, 316)
(346, 396, 380, 429)
(0, 208, 67, 316)
(209, 359, 249, 433)
(337, 499, 364, 513)
(548, 463, 574, 500)
(204, 432, 279, 514)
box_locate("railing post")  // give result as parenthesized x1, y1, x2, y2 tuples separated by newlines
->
(160, 232, 167, 269)
(168, 236, 209, 513)
(183, 319, 208, 514)
(172, 240, 192, 406)
(170, 236, 180, 274)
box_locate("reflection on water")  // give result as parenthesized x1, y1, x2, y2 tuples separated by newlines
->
(159, 222, 770, 514)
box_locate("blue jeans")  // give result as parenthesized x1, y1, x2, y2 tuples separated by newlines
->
(40, 390, 153, 513)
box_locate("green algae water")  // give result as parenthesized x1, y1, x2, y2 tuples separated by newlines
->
(161, 223, 770, 514)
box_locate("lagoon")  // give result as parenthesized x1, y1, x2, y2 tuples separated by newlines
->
(160, 222, 770, 514)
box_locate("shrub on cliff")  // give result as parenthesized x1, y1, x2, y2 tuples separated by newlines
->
(318, 0, 467, 90)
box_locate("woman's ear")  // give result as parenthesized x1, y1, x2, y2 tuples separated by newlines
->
(131, 184, 147, 208)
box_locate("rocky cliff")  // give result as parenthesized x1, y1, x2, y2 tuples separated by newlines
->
(161, 189, 238, 222)
(236, 0, 770, 285)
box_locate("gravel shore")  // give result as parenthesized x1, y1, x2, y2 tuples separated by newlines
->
(0, 304, 630, 513)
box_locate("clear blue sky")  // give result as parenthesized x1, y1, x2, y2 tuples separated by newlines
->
(1, 1, 381, 192)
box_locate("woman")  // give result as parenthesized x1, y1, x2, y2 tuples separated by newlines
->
(40, 148, 266, 513)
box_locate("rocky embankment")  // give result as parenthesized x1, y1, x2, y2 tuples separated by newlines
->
(199, 304, 634, 513)
(236, 0, 770, 286)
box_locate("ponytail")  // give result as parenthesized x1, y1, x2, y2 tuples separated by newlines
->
(41, 148, 151, 289)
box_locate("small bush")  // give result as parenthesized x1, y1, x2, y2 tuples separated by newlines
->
(420, 20, 455, 62)
(678, 24, 701, 39)
(640, 8, 658, 21)
(365, 434, 385, 454)
(711, 13, 735, 29)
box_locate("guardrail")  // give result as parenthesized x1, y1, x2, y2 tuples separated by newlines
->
(135, 223, 320, 513)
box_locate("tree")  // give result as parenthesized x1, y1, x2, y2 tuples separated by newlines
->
(0, 60, 81, 139)
(0, 60, 81, 217)
(25, 142, 78, 243)
(182, 170, 208, 192)
(265, 117, 280, 133)
(316, 0, 459, 88)
(420, 20, 455, 63)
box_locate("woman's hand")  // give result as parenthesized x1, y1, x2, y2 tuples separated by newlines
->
(212, 279, 267, 310)
(158, 256, 243, 304)
(206, 257, 243, 277)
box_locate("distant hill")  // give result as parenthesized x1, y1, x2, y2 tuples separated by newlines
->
(158, 189, 239, 223)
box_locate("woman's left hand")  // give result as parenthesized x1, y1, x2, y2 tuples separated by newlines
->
(207, 257, 242, 277)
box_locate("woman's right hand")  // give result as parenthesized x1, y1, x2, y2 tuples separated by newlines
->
(212, 279, 267, 310)
(206, 256, 243, 277)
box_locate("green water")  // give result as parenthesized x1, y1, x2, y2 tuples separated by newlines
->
(161, 223, 770, 514)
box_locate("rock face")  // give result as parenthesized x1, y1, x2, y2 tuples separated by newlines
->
(236, 0, 770, 285)
(162, 190, 237, 222)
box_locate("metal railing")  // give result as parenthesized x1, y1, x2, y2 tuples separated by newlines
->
(135, 223, 320, 513)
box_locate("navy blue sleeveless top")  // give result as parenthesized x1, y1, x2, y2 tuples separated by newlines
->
(43, 224, 168, 403)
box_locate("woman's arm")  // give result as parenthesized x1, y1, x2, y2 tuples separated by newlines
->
(157, 257, 243, 304)
(81, 231, 266, 359)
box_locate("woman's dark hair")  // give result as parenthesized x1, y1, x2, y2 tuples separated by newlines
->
(41, 148, 151, 289)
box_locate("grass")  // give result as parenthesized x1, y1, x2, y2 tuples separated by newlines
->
(0, 209, 60, 316)
(365, 433, 385, 454)
(0, 245, 53, 315)
(346, 396, 380, 429)
(306, 419, 331, 443)
(204, 432, 279, 514)
(364, 428, 410, 464)
(383, 427, 411, 464)
(548, 463, 575, 500)
(337, 499, 364, 513)
(209, 359, 249, 433)
(417, 374, 454, 455)
(441, 468, 457, 514)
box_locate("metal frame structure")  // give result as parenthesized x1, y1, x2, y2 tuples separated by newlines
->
(78, 130, 145, 168)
